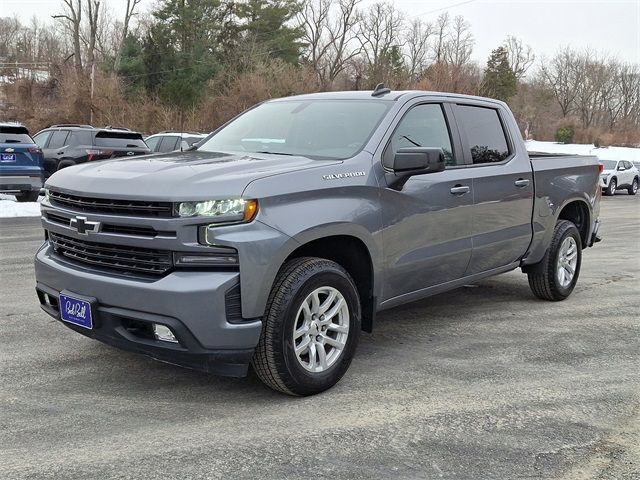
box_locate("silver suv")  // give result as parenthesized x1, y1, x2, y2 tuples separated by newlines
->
(600, 159, 639, 196)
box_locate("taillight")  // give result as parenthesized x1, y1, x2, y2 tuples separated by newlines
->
(598, 163, 604, 173)
(28, 147, 42, 154)
(86, 149, 113, 161)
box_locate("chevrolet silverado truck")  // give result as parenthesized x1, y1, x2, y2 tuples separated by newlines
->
(35, 87, 602, 396)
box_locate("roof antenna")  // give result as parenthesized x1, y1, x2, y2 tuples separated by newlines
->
(372, 82, 391, 97)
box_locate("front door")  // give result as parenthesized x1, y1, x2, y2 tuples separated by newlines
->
(379, 102, 474, 301)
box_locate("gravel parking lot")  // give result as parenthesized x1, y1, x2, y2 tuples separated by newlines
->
(1, 195, 638, 479)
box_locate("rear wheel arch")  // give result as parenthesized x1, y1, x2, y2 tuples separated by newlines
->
(557, 199, 590, 247)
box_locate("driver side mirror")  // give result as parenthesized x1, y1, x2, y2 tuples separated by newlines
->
(387, 147, 446, 190)
(617, 165, 625, 171)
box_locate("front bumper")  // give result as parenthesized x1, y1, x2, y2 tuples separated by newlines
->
(35, 243, 262, 377)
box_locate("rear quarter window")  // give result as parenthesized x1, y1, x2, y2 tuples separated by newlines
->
(456, 105, 510, 164)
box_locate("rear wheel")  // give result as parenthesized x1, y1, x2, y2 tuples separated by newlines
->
(15, 190, 39, 202)
(628, 178, 638, 195)
(57, 160, 76, 170)
(252, 257, 361, 396)
(605, 178, 617, 196)
(527, 220, 582, 301)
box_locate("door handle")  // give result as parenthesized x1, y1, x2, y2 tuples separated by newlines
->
(450, 185, 470, 195)
(57, 151, 64, 155)
(515, 178, 530, 188)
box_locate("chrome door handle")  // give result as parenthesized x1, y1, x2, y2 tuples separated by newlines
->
(450, 185, 470, 195)
(515, 178, 530, 188)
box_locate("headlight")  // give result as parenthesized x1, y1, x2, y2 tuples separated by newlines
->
(175, 198, 258, 223)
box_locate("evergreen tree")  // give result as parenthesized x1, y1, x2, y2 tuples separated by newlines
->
(481, 46, 517, 102)
(236, 0, 305, 64)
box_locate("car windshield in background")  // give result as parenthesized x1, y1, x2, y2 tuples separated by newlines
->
(94, 131, 146, 148)
(0, 126, 33, 144)
(600, 160, 617, 170)
(197, 100, 392, 160)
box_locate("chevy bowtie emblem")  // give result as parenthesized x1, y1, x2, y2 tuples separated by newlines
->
(70, 216, 101, 235)
(4, 148, 15, 153)
(127, 151, 135, 156)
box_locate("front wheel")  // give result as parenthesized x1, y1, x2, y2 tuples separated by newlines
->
(252, 257, 361, 396)
(527, 220, 582, 301)
(628, 178, 638, 195)
(605, 178, 617, 196)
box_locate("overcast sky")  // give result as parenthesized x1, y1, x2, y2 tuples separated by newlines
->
(3, 0, 639, 65)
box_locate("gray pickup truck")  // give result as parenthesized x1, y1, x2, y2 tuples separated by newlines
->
(35, 87, 602, 395)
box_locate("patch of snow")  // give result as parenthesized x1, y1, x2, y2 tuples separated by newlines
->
(526, 140, 640, 162)
(0, 194, 42, 218)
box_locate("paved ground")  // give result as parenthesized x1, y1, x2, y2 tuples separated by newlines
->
(0, 195, 638, 479)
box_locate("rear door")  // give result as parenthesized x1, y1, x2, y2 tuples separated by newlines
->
(0, 125, 41, 174)
(379, 101, 474, 300)
(452, 103, 534, 275)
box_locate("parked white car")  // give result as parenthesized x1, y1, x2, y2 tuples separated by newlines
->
(599, 160, 639, 196)
(144, 131, 207, 153)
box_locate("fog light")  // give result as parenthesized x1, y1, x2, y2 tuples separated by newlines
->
(153, 324, 178, 343)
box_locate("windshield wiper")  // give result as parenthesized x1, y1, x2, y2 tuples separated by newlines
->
(401, 135, 421, 147)
(255, 151, 296, 156)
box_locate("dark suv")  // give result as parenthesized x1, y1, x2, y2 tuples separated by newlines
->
(32, 125, 150, 177)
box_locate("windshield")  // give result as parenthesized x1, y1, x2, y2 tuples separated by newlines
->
(600, 160, 617, 170)
(197, 99, 392, 159)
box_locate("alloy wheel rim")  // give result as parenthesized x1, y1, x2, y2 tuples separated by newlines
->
(556, 236, 578, 288)
(292, 286, 349, 373)
(633, 180, 638, 193)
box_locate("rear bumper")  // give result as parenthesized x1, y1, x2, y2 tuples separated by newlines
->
(0, 174, 43, 192)
(34, 243, 262, 377)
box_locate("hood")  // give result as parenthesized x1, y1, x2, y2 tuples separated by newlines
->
(46, 151, 341, 200)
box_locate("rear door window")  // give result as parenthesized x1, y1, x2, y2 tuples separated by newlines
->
(48, 130, 70, 149)
(158, 136, 179, 152)
(69, 130, 93, 146)
(0, 126, 33, 143)
(456, 105, 510, 164)
(94, 131, 146, 148)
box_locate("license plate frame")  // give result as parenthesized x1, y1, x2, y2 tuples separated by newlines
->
(0, 153, 16, 162)
(59, 292, 94, 329)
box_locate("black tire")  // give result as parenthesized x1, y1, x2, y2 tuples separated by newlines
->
(604, 178, 617, 196)
(15, 190, 40, 202)
(57, 160, 76, 171)
(527, 220, 582, 301)
(628, 178, 638, 195)
(252, 257, 361, 396)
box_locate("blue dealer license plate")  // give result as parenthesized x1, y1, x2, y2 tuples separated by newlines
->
(59, 293, 93, 329)
(1, 153, 16, 162)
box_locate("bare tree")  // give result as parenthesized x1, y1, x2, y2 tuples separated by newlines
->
(357, 2, 405, 86)
(404, 18, 432, 83)
(53, 0, 83, 75)
(503, 35, 534, 80)
(85, 0, 100, 70)
(539, 48, 581, 117)
(114, 0, 142, 70)
(432, 12, 449, 63)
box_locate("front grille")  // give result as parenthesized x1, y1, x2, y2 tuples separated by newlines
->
(49, 190, 173, 217)
(49, 231, 172, 275)
(45, 212, 170, 238)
